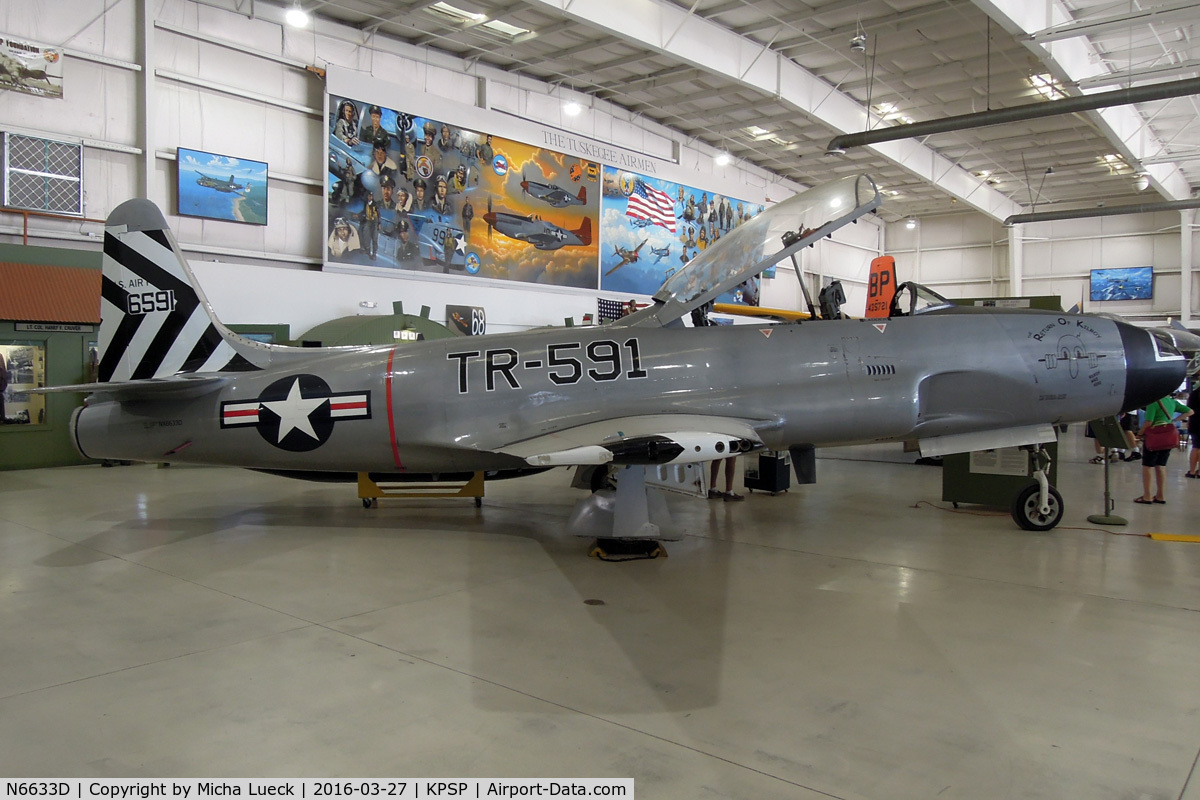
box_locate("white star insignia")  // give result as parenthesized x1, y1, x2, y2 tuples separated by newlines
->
(261, 378, 327, 443)
(454, 234, 466, 254)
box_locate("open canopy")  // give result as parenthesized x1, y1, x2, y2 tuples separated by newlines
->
(619, 174, 881, 327)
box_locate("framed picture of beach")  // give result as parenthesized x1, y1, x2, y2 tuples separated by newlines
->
(176, 147, 268, 225)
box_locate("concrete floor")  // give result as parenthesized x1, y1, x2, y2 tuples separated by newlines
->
(3, 432, 1200, 799)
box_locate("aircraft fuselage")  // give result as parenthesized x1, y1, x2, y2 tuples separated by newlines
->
(73, 309, 1176, 475)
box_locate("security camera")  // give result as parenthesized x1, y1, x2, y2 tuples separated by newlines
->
(851, 33, 867, 52)
(1135, 173, 1150, 191)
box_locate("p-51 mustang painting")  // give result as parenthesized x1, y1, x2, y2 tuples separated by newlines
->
(40, 175, 1185, 535)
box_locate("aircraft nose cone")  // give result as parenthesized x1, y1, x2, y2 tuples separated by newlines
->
(1116, 321, 1186, 412)
(483, 212, 496, 226)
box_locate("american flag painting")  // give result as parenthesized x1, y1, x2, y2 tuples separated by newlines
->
(597, 298, 627, 322)
(626, 179, 677, 233)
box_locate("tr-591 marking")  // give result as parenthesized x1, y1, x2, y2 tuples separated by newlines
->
(448, 338, 648, 393)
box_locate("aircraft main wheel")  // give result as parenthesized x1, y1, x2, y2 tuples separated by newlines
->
(1011, 483, 1064, 531)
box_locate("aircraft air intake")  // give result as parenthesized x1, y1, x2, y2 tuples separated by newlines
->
(1115, 321, 1187, 412)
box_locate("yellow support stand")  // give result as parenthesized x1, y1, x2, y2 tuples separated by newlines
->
(1148, 533, 1200, 543)
(357, 472, 485, 508)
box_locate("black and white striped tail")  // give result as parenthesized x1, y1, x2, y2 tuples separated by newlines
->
(98, 199, 265, 382)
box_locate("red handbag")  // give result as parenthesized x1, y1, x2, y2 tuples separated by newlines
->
(1144, 401, 1180, 451)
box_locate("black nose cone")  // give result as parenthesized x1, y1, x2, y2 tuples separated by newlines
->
(1117, 322, 1186, 412)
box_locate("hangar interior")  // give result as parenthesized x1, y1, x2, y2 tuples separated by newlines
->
(2, 0, 1200, 796)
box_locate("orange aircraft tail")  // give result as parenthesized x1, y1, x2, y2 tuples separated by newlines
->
(865, 256, 897, 318)
(574, 216, 593, 246)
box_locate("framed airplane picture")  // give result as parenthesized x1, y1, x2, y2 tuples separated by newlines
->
(177, 147, 268, 225)
(1089, 266, 1153, 301)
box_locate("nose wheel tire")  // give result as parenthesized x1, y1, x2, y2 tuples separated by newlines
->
(1011, 483, 1064, 531)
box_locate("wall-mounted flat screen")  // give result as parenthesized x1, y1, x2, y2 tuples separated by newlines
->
(177, 147, 268, 225)
(1090, 266, 1152, 301)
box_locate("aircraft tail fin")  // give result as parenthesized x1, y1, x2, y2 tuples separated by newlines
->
(574, 216, 592, 246)
(578, 186, 586, 204)
(98, 198, 267, 383)
(864, 255, 897, 318)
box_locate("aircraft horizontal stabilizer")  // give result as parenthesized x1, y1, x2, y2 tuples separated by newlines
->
(32, 374, 229, 400)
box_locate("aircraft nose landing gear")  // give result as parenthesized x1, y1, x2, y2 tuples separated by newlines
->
(1011, 443, 1064, 531)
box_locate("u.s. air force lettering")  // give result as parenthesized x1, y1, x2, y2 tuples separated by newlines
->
(221, 375, 371, 451)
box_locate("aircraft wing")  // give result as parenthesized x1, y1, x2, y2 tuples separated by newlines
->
(497, 414, 764, 467)
(31, 374, 229, 400)
(1166, 320, 1200, 353)
(616, 174, 880, 328)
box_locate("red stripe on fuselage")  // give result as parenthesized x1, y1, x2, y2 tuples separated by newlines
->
(386, 348, 404, 470)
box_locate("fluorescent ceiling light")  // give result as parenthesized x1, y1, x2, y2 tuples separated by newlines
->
(715, 153, 732, 166)
(285, 4, 309, 27)
(483, 19, 529, 37)
(1029, 73, 1064, 100)
(563, 101, 582, 116)
(431, 2, 485, 22)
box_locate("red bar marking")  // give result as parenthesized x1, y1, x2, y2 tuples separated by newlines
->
(330, 401, 367, 410)
(224, 409, 259, 418)
(386, 348, 404, 470)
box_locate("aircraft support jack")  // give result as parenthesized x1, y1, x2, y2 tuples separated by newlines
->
(1087, 448, 1129, 527)
(566, 465, 682, 557)
(1011, 443, 1064, 531)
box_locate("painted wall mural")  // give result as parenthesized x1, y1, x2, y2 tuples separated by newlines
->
(325, 92, 763, 304)
(327, 96, 599, 289)
(598, 166, 764, 303)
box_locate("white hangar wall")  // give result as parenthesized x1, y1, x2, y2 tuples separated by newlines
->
(886, 214, 1008, 300)
(886, 211, 1199, 323)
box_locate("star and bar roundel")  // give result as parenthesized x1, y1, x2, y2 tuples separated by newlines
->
(220, 374, 371, 452)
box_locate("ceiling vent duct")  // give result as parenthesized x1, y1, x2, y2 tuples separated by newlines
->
(826, 77, 1200, 154)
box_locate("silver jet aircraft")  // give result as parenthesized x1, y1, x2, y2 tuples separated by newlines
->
(43, 175, 1185, 533)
